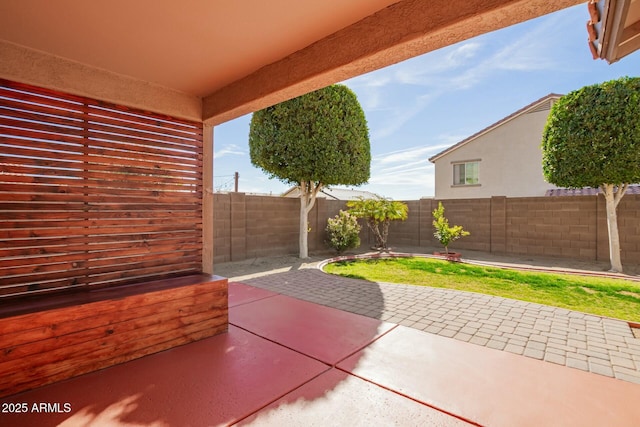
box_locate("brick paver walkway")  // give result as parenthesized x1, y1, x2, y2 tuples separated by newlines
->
(234, 268, 640, 384)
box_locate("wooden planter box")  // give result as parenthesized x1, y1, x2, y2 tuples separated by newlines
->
(0, 274, 228, 398)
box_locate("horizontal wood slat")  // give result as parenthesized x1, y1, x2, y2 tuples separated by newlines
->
(2, 298, 221, 364)
(1, 140, 202, 168)
(0, 79, 204, 298)
(0, 232, 203, 249)
(0, 186, 202, 201)
(0, 113, 200, 152)
(0, 103, 202, 146)
(1, 159, 200, 181)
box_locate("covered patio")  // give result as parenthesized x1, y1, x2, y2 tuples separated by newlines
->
(2, 0, 639, 425)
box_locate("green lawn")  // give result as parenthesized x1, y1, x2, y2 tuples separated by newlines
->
(324, 257, 640, 322)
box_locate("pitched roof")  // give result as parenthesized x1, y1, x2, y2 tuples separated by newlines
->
(319, 188, 380, 200)
(281, 186, 380, 200)
(545, 185, 640, 196)
(428, 93, 563, 163)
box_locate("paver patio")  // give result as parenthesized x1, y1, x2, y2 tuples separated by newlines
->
(223, 259, 640, 385)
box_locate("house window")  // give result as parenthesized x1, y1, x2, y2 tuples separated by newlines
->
(453, 161, 479, 185)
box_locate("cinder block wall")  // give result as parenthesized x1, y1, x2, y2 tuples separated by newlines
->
(213, 194, 231, 263)
(246, 195, 299, 259)
(215, 194, 302, 262)
(416, 198, 492, 252)
(213, 193, 640, 265)
(505, 196, 597, 259)
(384, 200, 421, 247)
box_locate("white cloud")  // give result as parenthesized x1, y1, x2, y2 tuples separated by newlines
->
(367, 145, 443, 195)
(345, 43, 487, 139)
(448, 42, 483, 62)
(434, 133, 469, 146)
(366, 163, 434, 200)
(374, 144, 451, 165)
(369, 166, 432, 184)
(345, 9, 575, 143)
(371, 96, 434, 139)
(382, 159, 428, 171)
(214, 144, 246, 158)
(364, 138, 477, 197)
(394, 41, 483, 85)
(344, 72, 395, 110)
(492, 13, 564, 72)
(447, 9, 573, 90)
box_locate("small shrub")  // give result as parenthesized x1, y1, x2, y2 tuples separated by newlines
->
(326, 210, 361, 254)
(432, 202, 470, 253)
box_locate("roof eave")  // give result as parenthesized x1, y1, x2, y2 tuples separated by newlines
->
(588, 0, 639, 64)
(428, 93, 562, 163)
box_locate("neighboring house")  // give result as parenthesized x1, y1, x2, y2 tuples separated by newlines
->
(429, 94, 561, 200)
(282, 186, 379, 201)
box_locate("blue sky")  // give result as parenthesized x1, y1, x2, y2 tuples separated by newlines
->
(213, 4, 640, 200)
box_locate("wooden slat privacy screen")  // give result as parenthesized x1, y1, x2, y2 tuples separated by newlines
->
(0, 79, 204, 298)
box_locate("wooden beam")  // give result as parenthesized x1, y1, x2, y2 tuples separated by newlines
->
(202, 0, 583, 124)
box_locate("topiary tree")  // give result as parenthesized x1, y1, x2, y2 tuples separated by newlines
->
(541, 76, 640, 273)
(249, 84, 370, 258)
(347, 197, 408, 251)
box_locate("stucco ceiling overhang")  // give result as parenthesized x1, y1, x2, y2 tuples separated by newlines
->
(0, 0, 584, 124)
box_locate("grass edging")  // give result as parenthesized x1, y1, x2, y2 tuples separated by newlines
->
(319, 252, 640, 323)
(318, 251, 640, 282)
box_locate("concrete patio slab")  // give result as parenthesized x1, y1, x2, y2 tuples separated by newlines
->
(0, 325, 329, 427)
(229, 281, 279, 307)
(238, 368, 473, 426)
(338, 325, 640, 427)
(230, 294, 397, 365)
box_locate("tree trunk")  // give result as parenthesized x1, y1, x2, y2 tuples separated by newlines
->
(366, 219, 384, 250)
(381, 220, 390, 250)
(298, 181, 321, 258)
(601, 184, 628, 273)
(299, 197, 309, 258)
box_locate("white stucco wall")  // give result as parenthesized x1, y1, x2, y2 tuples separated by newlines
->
(433, 107, 557, 199)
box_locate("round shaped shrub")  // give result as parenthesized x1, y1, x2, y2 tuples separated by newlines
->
(326, 210, 361, 254)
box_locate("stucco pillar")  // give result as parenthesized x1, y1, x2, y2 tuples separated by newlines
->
(202, 124, 214, 274)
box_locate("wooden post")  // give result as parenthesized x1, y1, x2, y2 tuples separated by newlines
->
(202, 124, 214, 274)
